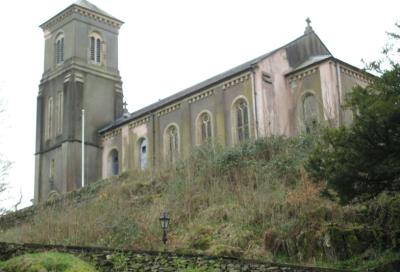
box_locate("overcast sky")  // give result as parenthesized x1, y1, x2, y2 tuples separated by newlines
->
(0, 0, 399, 209)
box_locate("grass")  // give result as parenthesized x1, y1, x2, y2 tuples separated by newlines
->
(0, 134, 398, 270)
(0, 252, 96, 272)
(333, 250, 400, 271)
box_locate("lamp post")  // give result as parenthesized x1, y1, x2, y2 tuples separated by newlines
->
(159, 211, 170, 245)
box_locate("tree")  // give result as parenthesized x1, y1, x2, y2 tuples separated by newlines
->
(0, 85, 12, 213)
(0, 156, 12, 213)
(307, 23, 400, 203)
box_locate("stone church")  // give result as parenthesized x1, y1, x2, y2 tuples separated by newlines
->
(34, 0, 370, 203)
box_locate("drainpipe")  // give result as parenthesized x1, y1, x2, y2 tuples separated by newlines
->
(151, 111, 156, 169)
(335, 61, 343, 126)
(81, 109, 85, 187)
(251, 67, 259, 139)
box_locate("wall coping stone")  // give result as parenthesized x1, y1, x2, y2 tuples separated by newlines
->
(0, 242, 351, 272)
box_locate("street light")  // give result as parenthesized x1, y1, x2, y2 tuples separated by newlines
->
(159, 211, 170, 245)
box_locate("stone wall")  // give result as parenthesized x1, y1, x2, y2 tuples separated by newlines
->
(0, 242, 348, 272)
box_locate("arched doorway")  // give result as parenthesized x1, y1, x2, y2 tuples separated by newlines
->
(109, 149, 119, 176)
(138, 138, 148, 170)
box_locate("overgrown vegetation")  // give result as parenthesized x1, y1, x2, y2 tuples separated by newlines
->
(307, 23, 400, 203)
(0, 252, 96, 272)
(0, 134, 399, 269)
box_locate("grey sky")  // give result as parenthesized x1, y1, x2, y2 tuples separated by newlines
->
(0, 0, 398, 208)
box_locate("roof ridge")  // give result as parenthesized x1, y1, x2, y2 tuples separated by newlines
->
(99, 30, 332, 133)
(74, 0, 115, 19)
(40, 0, 123, 29)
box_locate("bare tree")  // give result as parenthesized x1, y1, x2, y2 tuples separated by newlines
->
(0, 156, 12, 214)
(0, 83, 13, 213)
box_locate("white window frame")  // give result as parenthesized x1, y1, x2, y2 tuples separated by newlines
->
(89, 32, 104, 64)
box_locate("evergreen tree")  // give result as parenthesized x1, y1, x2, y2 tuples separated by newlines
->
(307, 23, 400, 203)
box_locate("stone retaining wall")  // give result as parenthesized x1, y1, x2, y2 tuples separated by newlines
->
(0, 242, 349, 272)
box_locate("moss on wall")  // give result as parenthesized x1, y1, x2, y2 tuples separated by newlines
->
(0, 242, 346, 272)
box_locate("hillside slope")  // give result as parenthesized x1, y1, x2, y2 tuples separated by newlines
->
(0, 135, 399, 270)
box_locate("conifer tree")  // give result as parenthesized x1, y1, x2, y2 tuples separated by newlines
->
(307, 23, 400, 203)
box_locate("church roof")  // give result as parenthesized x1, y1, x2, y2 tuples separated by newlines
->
(286, 55, 333, 75)
(99, 29, 333, 134)
(74, 0, 116, 20)
(40, 0, 123, 30)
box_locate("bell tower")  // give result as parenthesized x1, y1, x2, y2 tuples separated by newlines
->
(34, 0, 124, 203)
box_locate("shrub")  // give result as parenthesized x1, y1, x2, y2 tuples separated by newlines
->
(0, 252, 96, 272)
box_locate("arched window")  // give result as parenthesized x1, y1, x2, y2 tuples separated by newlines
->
(56, 91, 63, 135)
(108, 149, 119, 176)
(197, 112, 212, 144)
(46, 96, 53, 140)
(49, 159, 55, 179)
(303, 94, 318, 133)
(233, 98, 250, 143)
(164, 125, 179, 164)
(138, 138, 148, 170)
(89, 32, 102, 64)
(55, 34, 64, 64)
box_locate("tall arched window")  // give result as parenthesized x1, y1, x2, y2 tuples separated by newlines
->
(49, 159, 55, 180)
(303, 94, 318, 133)
(89, 32, 102, 64)
(108, 149, 119, 176)
(56, 91, 63, 135)
(197, 112, 212, 145)
(233, 98, 250, 143)
(138, 138, 148, 170)
(46, 97, 53, 140)
(55, 34, 64, 64)
(164, 125, 179, 164)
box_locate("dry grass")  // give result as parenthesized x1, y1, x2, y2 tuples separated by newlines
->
(0, 135, 352, 263)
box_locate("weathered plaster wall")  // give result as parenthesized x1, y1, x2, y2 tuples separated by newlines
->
(101, 72, 254, 174)
(338, 65, 370, 125)
(189, 93, 216, 146)
(288, 67, 324, 133)
(127, 123, 149, 171)
(222, 74, 253, 145)
(255, 48, 292, 137)
(101, 128, 122, 178)
(319, 61, 340, 125)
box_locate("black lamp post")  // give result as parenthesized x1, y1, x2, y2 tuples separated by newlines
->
(159, 211, 170, 245)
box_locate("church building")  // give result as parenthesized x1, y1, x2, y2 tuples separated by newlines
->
(34, 0, 370, 203)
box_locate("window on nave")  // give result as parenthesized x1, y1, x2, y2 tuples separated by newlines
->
(197, 112, 212, 145)
(233, 98, 250, 143)
(165, 125, 179, 164)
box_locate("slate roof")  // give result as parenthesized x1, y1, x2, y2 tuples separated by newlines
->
(99, 30, 333, 134)
(74, 0, 120, 21)
(40, 0, 123, 29)
(286, 55, 333, 76)
(99, 52, 270, 134)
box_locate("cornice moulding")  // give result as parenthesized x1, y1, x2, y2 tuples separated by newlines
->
(40, 5, 123, 31)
